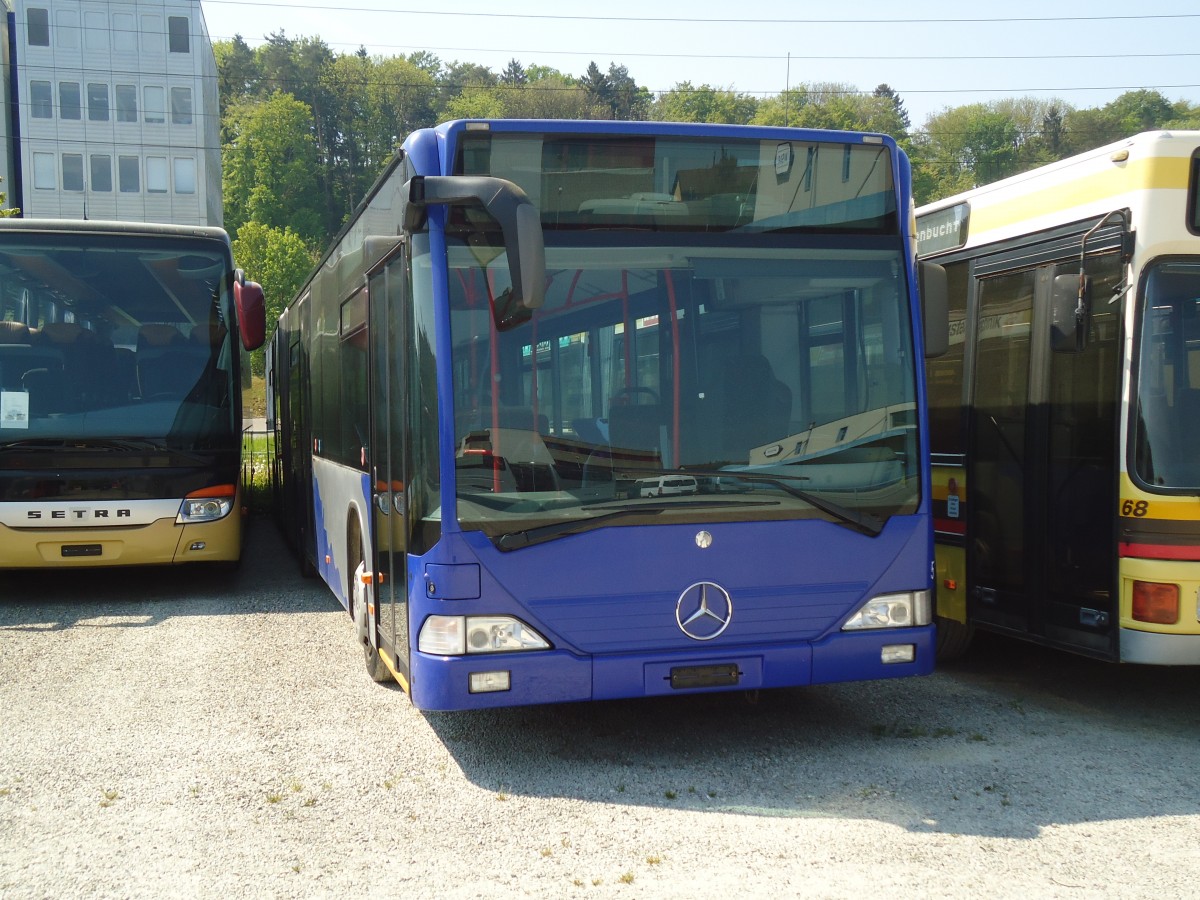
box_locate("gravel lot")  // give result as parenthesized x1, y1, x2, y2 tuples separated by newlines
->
(3, 519, 1200, 899)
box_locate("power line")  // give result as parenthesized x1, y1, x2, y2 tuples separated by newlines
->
(207, 34, 1200, 66)
(201, 2, 1200, 26)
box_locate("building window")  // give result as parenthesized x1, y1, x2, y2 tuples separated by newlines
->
(27, 8, 49, 46)
(144, 87, 165, 124)
(55, 9, 79, 49)
(33, 153, 55, 189)
(116, 85, 138, 123)
(168, 16, 190, 53)
(91, 155, 113, 192)
(140, 15, 162, 54)
(170, 87, 192, 125)
(87, 83, 110, 122)
(84, 12, 107, 51)
(118, 156, 140, 193)
(113, 14, 136, 52)
(173, 158, 196, 194)
(146, 157, 168, 193)
(60, 82, 81, 120)
(30, 81, 52, 118)
(62, 155, 84, 192)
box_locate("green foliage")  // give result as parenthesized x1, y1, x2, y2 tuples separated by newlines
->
(232, 222, 316, 374)
(223, 92, 324, 244)
(652, 82, 757, 124)
(0, 176, 18, 217)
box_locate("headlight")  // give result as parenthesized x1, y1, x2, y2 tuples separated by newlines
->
(842, 591, 931, 631)
(418, 615, 550, 655)
(176, 493, 234, 523)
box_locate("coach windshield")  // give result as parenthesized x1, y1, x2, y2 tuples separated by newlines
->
(0, 234, 238, 450)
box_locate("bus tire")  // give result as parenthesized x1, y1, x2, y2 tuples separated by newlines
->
(350, 529, 392, 684)
(935, 614, 974, 661)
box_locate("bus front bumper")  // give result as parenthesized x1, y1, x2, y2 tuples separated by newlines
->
(409, 625, 935, 710)
(0, 516, 242, 568)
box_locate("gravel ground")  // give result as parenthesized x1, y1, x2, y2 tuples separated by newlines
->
(3, 520, 1200, 899)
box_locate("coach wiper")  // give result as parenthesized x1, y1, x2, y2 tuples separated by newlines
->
(405, 175, 546, 326)
(694, 469, 885, 536)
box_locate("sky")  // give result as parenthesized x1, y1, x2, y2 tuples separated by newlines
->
(199, 0, 1200, 129)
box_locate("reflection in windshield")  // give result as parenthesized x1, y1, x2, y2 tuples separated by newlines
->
(1134, 261, 1200, 489)
(448, 239, 920, 542)
(0, 236, 236, 449)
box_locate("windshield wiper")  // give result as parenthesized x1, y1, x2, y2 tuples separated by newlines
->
(494, 498, 771, 550)
(495, 505, 667, 550)
(686, 469, 885, 536)
(0, 438, 208, 464)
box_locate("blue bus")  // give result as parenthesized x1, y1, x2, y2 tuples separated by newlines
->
(271, 119, 947, 710)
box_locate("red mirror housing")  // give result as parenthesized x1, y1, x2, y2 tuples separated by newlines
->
(233, 269, 266, 351)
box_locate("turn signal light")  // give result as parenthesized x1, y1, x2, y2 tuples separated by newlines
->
(1132, 581, 1179, 625)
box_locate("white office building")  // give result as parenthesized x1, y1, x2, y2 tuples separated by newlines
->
(5, 0, 221, 225)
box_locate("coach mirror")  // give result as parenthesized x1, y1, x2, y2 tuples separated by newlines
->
(404, 175, 546, 330)
(919, 260, 949, 358)
(1052, 273, 1090, 353)
(233, 269, 266, 351)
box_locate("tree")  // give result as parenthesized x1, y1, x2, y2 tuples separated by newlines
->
(231, 222, 316, 376)
(222, 92, 324, 244)
(0, 176, 18, 217)
(606, 64, 651, 120)
(874, 84, 910, 134)
(910, 102, 1023, 203)
(653, 82, 757, 124)
(213, 35, 259, 123)
(500, 59, 527, 86)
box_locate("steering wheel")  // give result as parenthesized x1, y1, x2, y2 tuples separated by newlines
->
(612, 386, 660, 406)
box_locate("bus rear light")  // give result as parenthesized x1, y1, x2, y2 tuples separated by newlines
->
(418, 615, 549, 656)
(1132, 581, 1180, 624)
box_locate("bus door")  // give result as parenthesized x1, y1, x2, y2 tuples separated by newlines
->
(368, 247, 411, 683)
(285, 295, 316, 571)
(968, 248, 1121, 657)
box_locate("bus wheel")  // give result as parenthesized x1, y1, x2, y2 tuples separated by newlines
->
(934, 614, 974, 661)
(351, 552, 392, 684)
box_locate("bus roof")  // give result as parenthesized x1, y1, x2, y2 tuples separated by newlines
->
(916, 130, 1200, 254)
(0, 218, 231, 244)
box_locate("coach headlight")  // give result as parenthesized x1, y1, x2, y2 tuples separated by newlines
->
(842, 591, 932, 630)
(177, 485, 236, 523)
(418, 615, 550, 655)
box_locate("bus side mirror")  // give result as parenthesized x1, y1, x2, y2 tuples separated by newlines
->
(919, 261, 949, 358)
(404, 175, 546, 327)
(234, 269, 266, 351)
(1052, 273, 1089, 353)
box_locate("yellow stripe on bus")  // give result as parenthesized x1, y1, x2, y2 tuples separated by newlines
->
(378, 646, 411, 693)
(971, 156, 1191, 240)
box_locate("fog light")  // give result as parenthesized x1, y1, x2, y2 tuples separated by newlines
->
(469, 671, 510, 693)
(881, 644, 916, 664)
(189, 541, 206, 551)
(1132, 581, 1179, 624)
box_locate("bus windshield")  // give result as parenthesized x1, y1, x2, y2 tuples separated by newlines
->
(0, 233, 237, 449)
(1133, 260, 1200, 490)
(444, 235, 920, 542)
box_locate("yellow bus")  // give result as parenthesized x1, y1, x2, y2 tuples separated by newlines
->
(917, 130, 1200, 663)
(0, 220, 264, 568)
